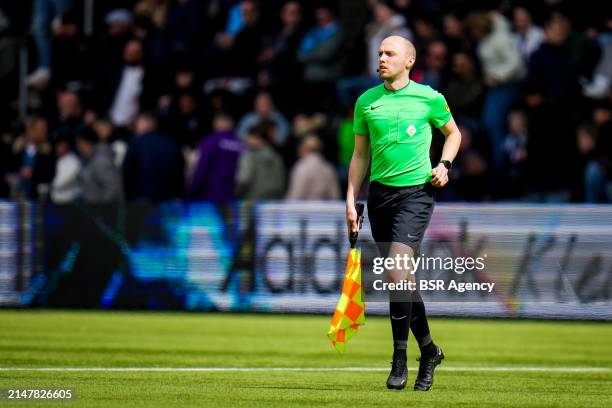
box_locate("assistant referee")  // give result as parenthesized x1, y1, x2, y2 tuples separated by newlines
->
(346, 35, 461, 391)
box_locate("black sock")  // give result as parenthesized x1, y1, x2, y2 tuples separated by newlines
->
(390, 301, 411, 360)
(393, 348, 407, 361)
(410, 290, 436, 356)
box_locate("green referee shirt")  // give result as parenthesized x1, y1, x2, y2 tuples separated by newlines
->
(353, 81, 452, 187)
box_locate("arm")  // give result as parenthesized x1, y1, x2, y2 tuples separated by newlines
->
(431, 118, 462, 187)
(488, 36, 525, 83)
(236, 114, 255, 141)
(298, 31, 343, 63)
(187, 141, 212, 198)
(93, 155, 121, 203)
(345, 133, 370, 236)
(285, 163, 307, 200)
(272, 111, 291, 145)
(235, 152, 253, 198)
(52, 157, 80, 191)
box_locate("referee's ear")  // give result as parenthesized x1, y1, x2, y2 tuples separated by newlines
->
(406, 56, 416, 70)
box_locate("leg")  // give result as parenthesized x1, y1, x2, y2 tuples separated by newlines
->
(389, 185, 444, 391)
(390, 186, 435, 354)
(410, 289, 436, 355)
(385, 242, 414, 390)
(31, 0, 53, 70)
(386, 241, 416, 355)
(368, 183, 414, 350)
(367, 184, 409, 390)
(368, 196, 410, 356)
(584, 160, 605, 203)
(482, 84, 519, 171)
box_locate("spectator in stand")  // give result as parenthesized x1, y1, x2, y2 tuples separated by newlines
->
(282, 111, 328, 169)
(76, 127, 122, 204)
(122, 112, 185, 202)
(511, 6, 544, 63)
(582, 18, 612, 99)
(93, 117, 126, 167)
(0, 6, 17, 131)
(468, 11, 525, 170)
(163, 0, 203, 62)
(132, 0, 172, 102)
(336, 107, 355, 187)
(51, 133, 81, 203)
(7, 0, 612, 204)
(582, 103, 612, 202)
(575, 123, 601, 202)
(524, 18, 578, 201)
(223, 0, 247, 36)
(555, 12, 601, 88)
(160, 92, 203, 148)
(172, 67, 198, 96)
(133, 0, 167, 33)
(0, 129, 16, 198)
(338, 1, 412, 109)
(412, 12, 442, 59)
(54, 90, 84, 144)
(368, 3, 413, 76)
(442, 11, 472, 56)
(503, 110, 529, 198)
(298, 5, 343, 112)
(443, 124, 489, 201)
(188, 113, 243, 203)
(28, 0, 74, 88)
(444, 52, 484, 121)
(236, 92, 290, 147)
(286, 135, 340, 200)
(10, 116, 55, 200)
(51, 9, 95, 91)
(99, 8, 134, 75)
(389, 0, 418, 26)
(214, 0, 263, 78)
(412, 40, 449, 90)
(258, 1, 305, 116)
(235, 122, 285, 200)
(107, 40, 147, 130)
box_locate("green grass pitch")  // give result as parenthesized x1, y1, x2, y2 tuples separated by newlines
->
(0, 310, 611, 407)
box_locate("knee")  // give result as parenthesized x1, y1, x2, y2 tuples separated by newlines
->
(388, 269, 413, 284)
(31, 16, 48, 36)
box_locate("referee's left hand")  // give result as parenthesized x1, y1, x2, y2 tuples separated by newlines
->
(431, 164, 449, 187)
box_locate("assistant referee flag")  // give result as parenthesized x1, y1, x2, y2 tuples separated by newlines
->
(328, 204, 366, 352)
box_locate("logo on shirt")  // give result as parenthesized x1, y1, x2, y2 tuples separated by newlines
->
(406, 124, 417, 136)
(445, 103, 451, 112)
(371, 104, 382, 110)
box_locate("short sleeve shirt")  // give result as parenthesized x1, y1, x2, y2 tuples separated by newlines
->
(353, 81, 452, 187)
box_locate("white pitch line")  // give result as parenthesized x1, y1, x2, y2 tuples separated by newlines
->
(0, 367, 610, 373)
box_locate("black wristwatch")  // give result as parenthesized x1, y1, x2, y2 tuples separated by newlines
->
(439, 160, 452, 170)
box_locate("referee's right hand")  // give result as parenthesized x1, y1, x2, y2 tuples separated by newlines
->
(346, 202, 359, 240)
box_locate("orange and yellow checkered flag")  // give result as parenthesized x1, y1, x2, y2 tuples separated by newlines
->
(328, 203, 365, 352)
(327, 247, 365, 352)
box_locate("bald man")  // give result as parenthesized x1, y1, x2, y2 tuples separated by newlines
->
(346, 36, 461, 391)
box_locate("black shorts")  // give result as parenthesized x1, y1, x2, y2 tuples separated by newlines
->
(367, 181, 435, 252)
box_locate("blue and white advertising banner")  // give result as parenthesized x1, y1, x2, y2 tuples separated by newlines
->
(1, 201, 611, 319)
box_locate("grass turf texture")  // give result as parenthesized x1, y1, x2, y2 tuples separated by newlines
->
(0, 311, 611, 407)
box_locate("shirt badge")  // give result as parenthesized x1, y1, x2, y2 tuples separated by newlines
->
(406, 124, 417, 136)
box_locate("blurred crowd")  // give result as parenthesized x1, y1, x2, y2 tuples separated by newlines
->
(0, 0, 610, 204)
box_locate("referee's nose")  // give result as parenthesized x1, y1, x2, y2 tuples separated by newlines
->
(379, 53, 389, 67)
